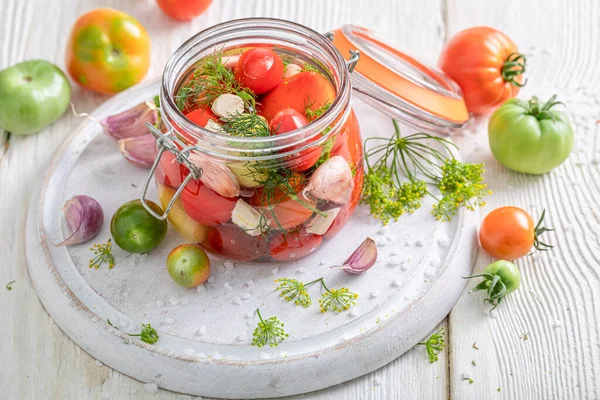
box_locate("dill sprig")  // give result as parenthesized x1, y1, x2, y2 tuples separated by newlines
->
(274, 277, 323, 308)
(362, 120, 490, 224)
(302, 62, 327, 77)
(418, 327, 445, 363)
(252, 309, 289, 348)
(318, 280, 358, 313)
(89, 239, 115, 269)
(175, 53, 256, 112)
(6, 280, 15, 291)
(108, 320, 159, 345)
(313, 138, 334, 169)
(221, 112, 270, 137)
(305, 102, 331, 122)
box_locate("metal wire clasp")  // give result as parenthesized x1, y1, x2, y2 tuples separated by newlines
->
(139, 123, 202, 220)
(324, 31, 360, 73)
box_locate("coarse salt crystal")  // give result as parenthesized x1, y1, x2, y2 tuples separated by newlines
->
(246, 310, 255, 319)
(184, 348, 195, 356)
(296, 268, 307, 274)
(415, 238, 425, 247)
(224, 261, 235, 270)
(349, 308, 360, 317)
(168, 297, 179, 306)
(241, 292, 251, 300)
(208, 276, 216, 284)
(236, 333, 246, 342)
(156, 300, 164, 308)
(392, 279, 402, 287)
(197, 352, 206, 358)
(271, 268, 279, 275)
(233, 297, 243, 305)
(217, 266, 226, 274)
(196, 285, 206, 293)
(223, 282, 233, 291)
(197, 326, 207, 336)
(370, 290, 380, 299)
(438, 236, 449, 247)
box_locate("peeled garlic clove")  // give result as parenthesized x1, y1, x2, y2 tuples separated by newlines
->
(211, 93, 244, 118)
(55, 195, 104, 246)
(333, 237, 378, 274)
(204, 119, 225, 133)
(222, 55, 240, 69)
(119, 134, 156, 167)
(189, 152, 240, 197)
(303, 156, 354, 205)
(101, 101, 158, 140)
(284, 63, 303, 78)
(231, 199, 266, 236)
(305, 207, 340, 235)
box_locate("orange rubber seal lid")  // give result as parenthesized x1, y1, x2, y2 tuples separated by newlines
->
(331, 25, 469, 130)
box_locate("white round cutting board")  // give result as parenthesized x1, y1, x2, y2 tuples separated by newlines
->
(25, 78, 478, 399)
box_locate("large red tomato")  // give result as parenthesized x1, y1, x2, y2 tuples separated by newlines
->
(203, 224, 267, 261)
(180, 179, 236, 226)
(260, 71, 336, 121)
(234, 48, 284, 94)
(438, 27, 526, 114)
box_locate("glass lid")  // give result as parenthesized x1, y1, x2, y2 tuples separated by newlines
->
(330, 25, 469, 132)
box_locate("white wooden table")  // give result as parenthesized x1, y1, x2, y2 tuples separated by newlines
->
(1, 0, 598, 399)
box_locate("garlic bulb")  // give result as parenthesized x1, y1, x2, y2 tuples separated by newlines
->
(303, 156, 354, 205)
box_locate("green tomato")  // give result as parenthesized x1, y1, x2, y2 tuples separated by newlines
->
(110, 200, 168, 254)
(0, 60, 71, 135)
(465, 260, 521, 312)
(167, 244, 211, 288)
(488, 95, 574, 174)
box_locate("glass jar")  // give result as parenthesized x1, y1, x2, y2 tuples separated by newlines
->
(143, 19, 363, 263)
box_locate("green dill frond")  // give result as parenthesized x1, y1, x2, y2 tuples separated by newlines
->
(124, 323, 159, 345)
(305, 102, 331, 122)
(318, 280, 358, 313)
(221, 112, 270, 137)
(275, 278, 313, 307)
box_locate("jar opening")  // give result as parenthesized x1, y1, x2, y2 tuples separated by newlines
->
(160, 18, 352, 162)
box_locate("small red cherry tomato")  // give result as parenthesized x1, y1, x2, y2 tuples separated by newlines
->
(260, 71, 336, 121)
(185, 107, 218, 127)
(234, 48, 284, 94)
(157, 0, 212, 21)
(269, 108, 307, 134)
(181, 179, 236, 226)
(268, 229, 323, 261)
(203, 224, 267, 261)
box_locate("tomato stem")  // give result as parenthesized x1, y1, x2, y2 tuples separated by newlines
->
(531, 209, 554, 254)
(501, 52, 527, 87)
(527, 95, 564, 121)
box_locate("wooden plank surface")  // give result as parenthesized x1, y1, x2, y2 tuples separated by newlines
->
(0, 1, 450, 399)
(447, 1, 600, 399)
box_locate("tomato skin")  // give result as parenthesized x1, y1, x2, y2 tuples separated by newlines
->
(158, 150, 190, 188)
(483, 260, 521, 293)
(181, 179, 236, 226)
(157, 0, 212, 21)
(167, 244, 210, 288)
(488, 96, 574, 175)
(260, 71, 336, 121)
(185, 107, 218, 127)
(438, 27, 523, 114)
(234, 48, 284, 94)
(479, 206, 535, 260)
(268, 229, 323, 261)
(325, 166, 364, 239)
(65, 8, 151, 94)
(269, 108, 307, 134)
(203, 224, 267, 261)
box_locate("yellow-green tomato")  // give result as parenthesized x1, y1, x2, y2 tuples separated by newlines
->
(167, 244, 210, 288)
(488, 95, 574, 174)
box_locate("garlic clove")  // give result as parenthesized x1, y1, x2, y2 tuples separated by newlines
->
(222, 55, 240, 69)
(204, 119, 225, 133)
(305, 207, 341, 235)
(284, 63, 303, 78)
(101, 101, 158, 140)
(231, 199, 267, 236)
(118, 134, 156, 168)
(303, 156, 355, 205)
(211, 93, 245, 118)
(333, 237, 378, 275)
(56, 195, 104, 246)
(188, 151, 240, 197)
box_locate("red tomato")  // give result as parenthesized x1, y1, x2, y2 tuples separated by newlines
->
(260, 71, 336, 121)
(158, 150, 189, 188)
(268, 229, 323, 261)
(157, 0, 212, 21)
(478, 206, 552, 260)
(180, 179, 236, 226)
(203, 224, 267, 261)
(438, 27, 525, 114)
(234, 48, 284, 94)
(269, 108, 307, 134)
(185, 107, 218, 127)
(331, 110, 362, 167)
(325, 166, 364, 239)
(249, 173, 314, 230)
(269, 108, 319, 171)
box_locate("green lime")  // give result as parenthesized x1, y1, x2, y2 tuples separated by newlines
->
(110, 200, 167, 253)
(167, 244, 211, 288)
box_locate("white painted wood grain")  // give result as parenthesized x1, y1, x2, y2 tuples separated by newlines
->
(447, 1, 600, 399)
(0, 0, 450, 399)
